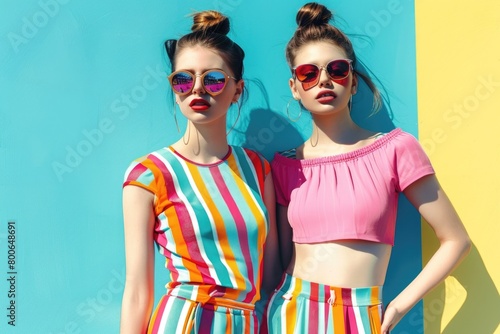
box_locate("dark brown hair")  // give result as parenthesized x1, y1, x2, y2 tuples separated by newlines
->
(286, 2, 381, 111)
(165, 10, 245, 81)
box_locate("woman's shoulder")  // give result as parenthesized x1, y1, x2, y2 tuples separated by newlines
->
(360, 128, 423, 151)
(232, 146, 269, 163)
(271, 128, 403, 165)
(126, 147, 173, 169)
(384, 128, 426, 150)
(360, 128, 430, 162)
(271, 128, 425, 169)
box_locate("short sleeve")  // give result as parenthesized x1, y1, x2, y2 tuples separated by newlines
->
(123, 156, 157, 195)
(255, 152, 271, 177)
(263, 158, 271, 176)
(394, 132, 435, 191)
(243, 148, 271, 199)
(271, 154, 291, 206)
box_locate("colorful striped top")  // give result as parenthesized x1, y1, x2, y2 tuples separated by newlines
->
(123, 146, 270, 305)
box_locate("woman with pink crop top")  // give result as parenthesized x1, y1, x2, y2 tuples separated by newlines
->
(262, 3, 471, 334)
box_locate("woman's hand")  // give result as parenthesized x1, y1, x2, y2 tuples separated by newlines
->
(380, 302, 404, 334)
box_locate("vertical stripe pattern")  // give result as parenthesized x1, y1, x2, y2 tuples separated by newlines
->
(262, 274, 383, 334)
(124, 146, 270, 333)
(146, 294, 259, 334)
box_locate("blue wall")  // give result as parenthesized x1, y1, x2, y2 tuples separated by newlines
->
(0, 1, 420, 332)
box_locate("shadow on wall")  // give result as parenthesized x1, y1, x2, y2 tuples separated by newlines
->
(232, 78, 305, 160)
(385, 197, 429, 334)
(240, 108, 302, 161)
(351, 60, 396, 134)
(422, 225, 500, 334)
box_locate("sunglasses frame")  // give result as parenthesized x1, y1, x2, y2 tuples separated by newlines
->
(168, 69, 237, 97)
(292, 59, 353, 90)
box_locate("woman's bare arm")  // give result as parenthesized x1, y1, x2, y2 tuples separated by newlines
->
(120, 186, 156, 334)
(261, 174, 282, 294)
(381, 175, 471, 333)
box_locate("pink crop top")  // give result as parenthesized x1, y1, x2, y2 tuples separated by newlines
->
(271, 128, 435, 246)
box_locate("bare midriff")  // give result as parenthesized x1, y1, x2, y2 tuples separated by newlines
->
(287, 240, 392, 287)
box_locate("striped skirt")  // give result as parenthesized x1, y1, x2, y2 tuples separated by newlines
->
(147, 293, 259, 334)
(262, 274, 383, 334)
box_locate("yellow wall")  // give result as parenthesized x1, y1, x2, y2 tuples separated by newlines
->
(416, 1, 500, 333)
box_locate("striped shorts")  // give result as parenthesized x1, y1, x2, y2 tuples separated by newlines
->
(147, 293, 259, 334)
(262, 274, 383, 334)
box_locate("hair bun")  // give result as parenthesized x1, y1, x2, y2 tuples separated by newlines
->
(191, 10, 230, 35)
(296, 2, 332, 28)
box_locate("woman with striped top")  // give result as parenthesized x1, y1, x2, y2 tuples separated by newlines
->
(119, 10, 279, 334)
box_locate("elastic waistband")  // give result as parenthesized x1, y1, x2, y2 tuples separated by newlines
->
(167, 287, 255, 312)
(163, 289, 255, 334)
(275, 274, 382, 306)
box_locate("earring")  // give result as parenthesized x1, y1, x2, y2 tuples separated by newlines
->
(286, 98, 302, 122)
(226, 102, 241, 135)
(348, 95, 353, 113)
(173, 103, 180, 133)
(182, 121, 190, 145)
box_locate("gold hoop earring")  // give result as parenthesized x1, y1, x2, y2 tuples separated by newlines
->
(226, 102, 241, 136)
(182, 122, 190, 145)
(173, 103, 180, 133)
(310, 122, 319, 147)
(286, 98, 302, 122)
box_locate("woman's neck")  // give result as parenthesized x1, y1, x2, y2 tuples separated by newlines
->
(172, 120, 229, 164)
(301, 112, 376, 158)
(309, 112, 361, 145)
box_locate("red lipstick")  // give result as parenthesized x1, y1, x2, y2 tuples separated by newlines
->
(189, 98, 211, 111)
(316, 90, 336, 103)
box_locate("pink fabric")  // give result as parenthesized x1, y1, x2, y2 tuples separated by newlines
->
(271, 128, 434, 246)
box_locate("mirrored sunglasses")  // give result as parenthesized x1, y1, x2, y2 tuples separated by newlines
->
(293, 59, 353, 90)
(168, 69, 236, 96)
